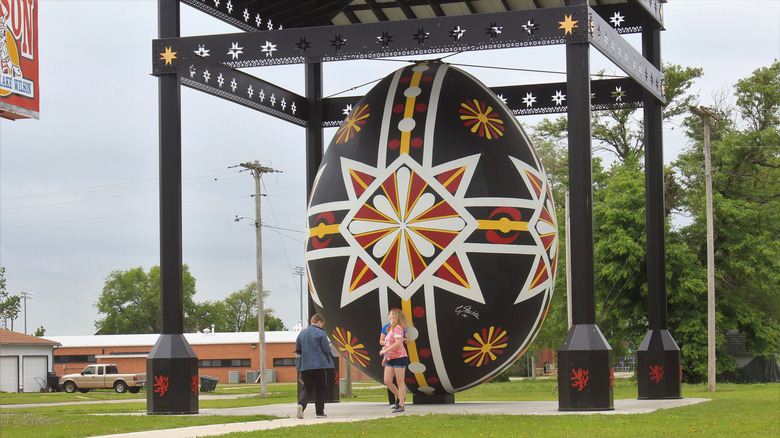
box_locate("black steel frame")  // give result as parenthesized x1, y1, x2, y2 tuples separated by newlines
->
(151, 0, 680, 414)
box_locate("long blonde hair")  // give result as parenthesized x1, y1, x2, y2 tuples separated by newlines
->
(389, 308, 412, 331)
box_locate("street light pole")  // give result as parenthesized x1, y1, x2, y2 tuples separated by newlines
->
(21, 291, 33, 334)
(292, 266, 305, 329)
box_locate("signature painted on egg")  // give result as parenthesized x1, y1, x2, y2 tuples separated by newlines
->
(455, 305, 479, 319)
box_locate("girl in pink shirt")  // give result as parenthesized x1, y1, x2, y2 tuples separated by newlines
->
(379, 308, 412, 413)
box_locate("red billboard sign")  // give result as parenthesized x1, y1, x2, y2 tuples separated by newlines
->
(0, 0, 38, 120)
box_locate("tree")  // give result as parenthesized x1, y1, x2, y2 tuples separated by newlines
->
(34, 326, 46, 336)
(94, 265, 198, 334)
(672, 61, 780, 381)
(189, 300, 226, 332)
(221, 282, 286, 332)
(526, 62, 779, 383)
(0, 267, 22, 330)
(592, 64, 703, 162)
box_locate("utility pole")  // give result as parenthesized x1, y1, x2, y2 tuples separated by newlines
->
(21, 291, 33, 334)
(238, 161, 280, 398)
(691, 106, 722, 393)
(292, 266, 305, 329)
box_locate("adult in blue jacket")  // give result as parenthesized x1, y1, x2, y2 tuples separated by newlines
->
(295, 313, 334, 419)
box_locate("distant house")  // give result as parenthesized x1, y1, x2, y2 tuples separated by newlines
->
(0, 328, 60, 393)
(725, 329, 780, 383)
(46, 331, 371, 384)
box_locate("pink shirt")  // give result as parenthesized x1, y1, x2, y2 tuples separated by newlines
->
(384, 325, 408, 359)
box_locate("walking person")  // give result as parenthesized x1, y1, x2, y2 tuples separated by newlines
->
(295, 313, 334, 419)
(379, 308, 412, 413)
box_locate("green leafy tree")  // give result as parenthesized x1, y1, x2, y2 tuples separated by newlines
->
(0, 267, 22, 330)
(34, 326, 46, 336)
(189, 300, 226, 332)
(94, 265, 198, 334)
(672, 61, 780, 381)
(221, 282, 286, 332)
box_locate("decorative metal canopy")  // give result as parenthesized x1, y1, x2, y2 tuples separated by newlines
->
(156, 0, 666, 128)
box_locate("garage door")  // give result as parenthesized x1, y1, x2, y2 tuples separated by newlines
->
(1, 356, 19, 393)
(23, 356, 48, 393)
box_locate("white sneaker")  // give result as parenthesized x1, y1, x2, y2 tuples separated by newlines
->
(296, 405, 304, 419)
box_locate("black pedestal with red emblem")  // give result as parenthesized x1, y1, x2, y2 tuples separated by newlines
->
(146, 334, 199, 414)
(557, 324, 614, 411)
(637, 330, 682, 399)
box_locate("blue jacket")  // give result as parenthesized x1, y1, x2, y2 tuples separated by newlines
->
(295, 324, 334, 371)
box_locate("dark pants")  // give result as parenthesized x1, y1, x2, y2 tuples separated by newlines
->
(299, 368, 328, 415)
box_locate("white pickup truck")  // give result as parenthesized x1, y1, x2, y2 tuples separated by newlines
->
(60, 364, 146, 394)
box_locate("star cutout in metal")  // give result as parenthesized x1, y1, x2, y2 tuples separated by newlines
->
(522, 92, 537, 108)
(243, 8, 249, 22)
(267, 19, 273, 31)
(188, 64, 196, 78)
(230, 78, 238, 93)
(226, 0, 233, 13)
(610, 12, 626, 28)
(194, 45, 210, 58)
(247, 85, 254, 98)
(377, 31, 393, 47)
(521, 20, 537, 35)
(258, 89, 265, 102)
(217, 73, 224, 88)
(342, 104, 353, 116)
(213, 0, 219, 8)
(203, 69, 211, 83)
(296, 37, 311, 52)
(551, 90, 566, 106)
(291, 102, 297, 114)
(413, 28, 430, 45)
(331, 34, 347, 51)
(228, 42, 243, 60)
(485, 22, 502, 39)
(255, 13, 262, 28)
(611, 86, 626, 102)
(450, 25, 466, 41)
(281, 98, 287, 111)
(270, 94, 276, 106)
(261, 40, 277, 57)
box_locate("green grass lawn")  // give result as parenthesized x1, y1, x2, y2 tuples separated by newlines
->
(0, 380, 777, 437)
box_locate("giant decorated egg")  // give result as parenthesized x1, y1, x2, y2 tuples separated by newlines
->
(306, 62, 558, 397)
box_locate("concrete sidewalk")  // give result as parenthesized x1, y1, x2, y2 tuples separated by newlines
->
(92, 398, 710, 438)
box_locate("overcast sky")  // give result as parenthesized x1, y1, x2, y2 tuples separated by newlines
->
(1, 0, 778, 336)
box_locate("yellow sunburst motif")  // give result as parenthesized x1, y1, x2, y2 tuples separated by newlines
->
(332, 327, 371, 367)
(335, 104, 370, 144)
(558, 14, 579, 35)
(160, 46, 177, 65)
(463, 326, 509, 367)
(459, 99, 505, 140)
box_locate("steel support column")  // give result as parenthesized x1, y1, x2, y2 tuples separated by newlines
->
(305, 61, 324, 324)
(556, 0, 613, 412)
(147, 0, 198, 415)
(637, 17, 682, 400)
